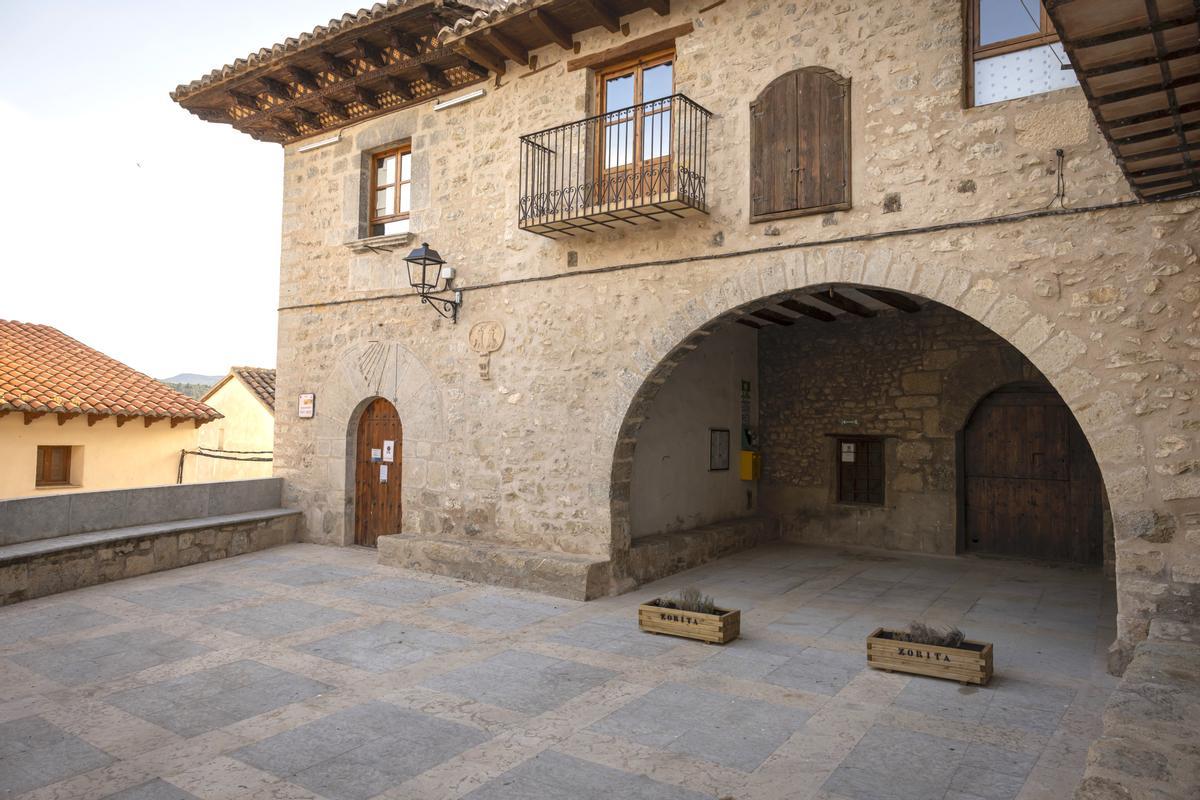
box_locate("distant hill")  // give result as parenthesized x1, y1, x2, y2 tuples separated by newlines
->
(160, 373, 223, 400)
(161, 373, 223, 385)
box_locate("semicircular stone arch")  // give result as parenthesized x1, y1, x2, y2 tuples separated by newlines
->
(293, 338, 448, 547)
(603, 245, 1149, 664)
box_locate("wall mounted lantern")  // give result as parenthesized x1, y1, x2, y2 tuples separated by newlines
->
(403, 242, 462, 323)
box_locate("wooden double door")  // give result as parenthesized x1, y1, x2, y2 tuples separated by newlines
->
(354, 398, 402, 548)
(964, 385, 1103, 563)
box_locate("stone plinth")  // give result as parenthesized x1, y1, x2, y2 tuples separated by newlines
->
(376, 534, 612, 601)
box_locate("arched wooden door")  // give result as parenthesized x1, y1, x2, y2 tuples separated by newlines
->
(354, 398, 402, 548)
(964, 384, 1103, 563)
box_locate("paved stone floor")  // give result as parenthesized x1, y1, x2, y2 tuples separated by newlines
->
(0, 543, 1117, 799)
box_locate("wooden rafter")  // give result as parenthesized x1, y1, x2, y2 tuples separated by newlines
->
(87, 413, 104, 427)
(56, 412, 79, 426)
(116, 415, 135, 428)
(579, 0, 621, 33)
(736, 318, 764, 329)
(388, 76, 415, 100)
(287, 66, 321, 91)
(355, 37, 387, 68)
(528, 9, 575, 50)
(482, 29, 529, 66)
(389, 28, 422, 57)
(354, 86, 381, 110)
(750, 308, 796, 326)
(778, 298, 835, 322)
(144, 416, 161, 428)
(23, 411, 44, 425)
(857, 288, 921, 313)
(456, 41, 506, 76)
(647, 0, 670, 14)
(421, 64, 451, 90)
(815, 290, 876, 318)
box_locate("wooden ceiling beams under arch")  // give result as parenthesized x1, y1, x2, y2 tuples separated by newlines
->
(172, 0, 673, 145)
(734, 287, 926, 330)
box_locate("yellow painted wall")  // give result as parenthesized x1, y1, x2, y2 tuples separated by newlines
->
(193, 377, 274, 482)
(0, 413, 203, 499)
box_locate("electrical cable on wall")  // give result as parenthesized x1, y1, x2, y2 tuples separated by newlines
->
(177, 448, 273, 483)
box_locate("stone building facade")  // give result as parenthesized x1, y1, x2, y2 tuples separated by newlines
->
(175, 0, 1200, 667)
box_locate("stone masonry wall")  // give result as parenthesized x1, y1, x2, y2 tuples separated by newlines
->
(759, 303, 1054, 554)
(272, 0, 1200, 662)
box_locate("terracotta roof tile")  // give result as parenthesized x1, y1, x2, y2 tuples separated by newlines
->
(0, 320, 222, 422)
(169, 0, 505, 101)
(233, 367, 276, 412)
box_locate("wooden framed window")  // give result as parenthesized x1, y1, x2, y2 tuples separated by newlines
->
(369, 145, 412, 236)
(750, 67, 850, 222)
(35, 445, 72, 487)
(596, 48, 675, 204)
(837, 438, 884, 505)
(964, 0, 1078, 106)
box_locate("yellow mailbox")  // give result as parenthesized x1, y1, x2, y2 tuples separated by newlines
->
(739, 450, 761, 481)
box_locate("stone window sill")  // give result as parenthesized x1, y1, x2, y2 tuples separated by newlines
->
(344, 232, 414, 254)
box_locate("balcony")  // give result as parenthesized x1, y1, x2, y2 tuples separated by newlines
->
(518, 94, 712, 238)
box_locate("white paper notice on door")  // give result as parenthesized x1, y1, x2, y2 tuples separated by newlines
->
(383, 440, 395, 463)
(371, 448, 382, 461)
(379, 464, 388, 483)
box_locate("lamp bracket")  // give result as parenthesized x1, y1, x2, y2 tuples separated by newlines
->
(419, 289, 463, 323)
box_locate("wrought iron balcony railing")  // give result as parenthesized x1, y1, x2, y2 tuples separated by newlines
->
(518, 94, 712, 237)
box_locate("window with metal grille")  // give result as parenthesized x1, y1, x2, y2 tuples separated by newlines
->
(35, 445, 72, 487)
(837, 438, 884, 505)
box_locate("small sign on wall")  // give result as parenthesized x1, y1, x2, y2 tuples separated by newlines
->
(382, 440, 395, 463)
(379, 464, 388, 483)
(298, 393, 315, 418)
(371, 448, 382, 462)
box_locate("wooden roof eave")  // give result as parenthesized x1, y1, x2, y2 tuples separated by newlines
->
(1047, 0, 1200, 201)
(438, 0, 675, 70)
(172, 3, 488, 145)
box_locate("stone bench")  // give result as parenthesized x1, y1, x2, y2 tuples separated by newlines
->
(377, 534, 612, 601)
(0, 508, 300, 606)
(1073, 618, 1200, 799)
(0, 479, 301, 605)
(623, 515, 781, 587)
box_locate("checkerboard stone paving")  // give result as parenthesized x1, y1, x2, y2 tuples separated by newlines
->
(232, 701, 489, 800)
(589, 683, 812, 771)
(335, 576, 459, 609)
(427, 592, 573, 631)
(100, 779, 199, 799)
(0, 543, 1119, 799)
(118, 580, 262, 612)
(463, 750, 711, 800)
(0, 716, 113, 797)
(546, 614, 680, 658)
(296, 621, 472, 672)
(200, 598, 356, 637)
(422, 649, 617, 714)
(105, 660, 333, 737)
(0, 602, 121, 646)
(822, 726, 1037, 800)
(9, 628, 209, 686)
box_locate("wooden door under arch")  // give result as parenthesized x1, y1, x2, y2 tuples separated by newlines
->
(354, 398, 402, 548)
(963, 384, 1103, 563)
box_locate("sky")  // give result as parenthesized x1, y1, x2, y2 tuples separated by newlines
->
(0, 0, 347, 379)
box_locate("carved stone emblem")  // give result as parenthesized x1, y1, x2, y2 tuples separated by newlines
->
(468, 321, 505, 381)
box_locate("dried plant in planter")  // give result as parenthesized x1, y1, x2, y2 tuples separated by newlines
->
(654, 586, 718, 614)
(894, 620, 966, 648)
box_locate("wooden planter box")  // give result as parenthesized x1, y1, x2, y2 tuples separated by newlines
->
(866, 627, 993, 685)
(638, 599, 740, 644)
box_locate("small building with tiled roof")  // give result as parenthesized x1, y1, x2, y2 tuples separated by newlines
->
(0, 320, 222, 498)
(192, 367, 277, 483)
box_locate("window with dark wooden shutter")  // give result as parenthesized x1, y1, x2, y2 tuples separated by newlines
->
(750, 67, 850, 222)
